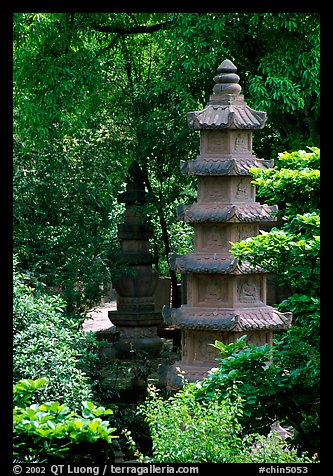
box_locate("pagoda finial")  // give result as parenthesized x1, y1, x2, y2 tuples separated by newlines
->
(127, 159, 145, 184)
(213, 59, 241, 95)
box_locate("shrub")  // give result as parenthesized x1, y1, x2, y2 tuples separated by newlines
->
(193, 335, 319, 457)
(140, 383, 315, 463)
(13, 257, 94, 406)
(13, 378, 118, 463)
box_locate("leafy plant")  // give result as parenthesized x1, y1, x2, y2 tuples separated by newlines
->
(13, 257, 94, 406)
(13, 378, 118, 463)
(250, 147, 320, 217)
(192, 335, 319, 455)
(140, 382, 315, 463)
(128, 344, 156, 382)
(231, 148, 320, 296)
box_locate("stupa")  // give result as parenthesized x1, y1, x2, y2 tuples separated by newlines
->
(162, 59, 292, 384)
(109, 160, 163, 357)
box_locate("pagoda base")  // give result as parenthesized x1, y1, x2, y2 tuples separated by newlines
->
(109, 309, 163, 357)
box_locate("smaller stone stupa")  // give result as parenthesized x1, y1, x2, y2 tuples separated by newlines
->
(109, 160, 163, 358)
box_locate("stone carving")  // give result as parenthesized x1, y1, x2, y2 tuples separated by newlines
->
(109, 161, 163, 357)
(235, 178, 249, 198)
(238, 277, 258, 303)
(164, 306, 292, 331)
(188, 103, 266, 130)
(234, 132, 249, 152)
(198, 277, 227, 305)
(235, 223, 258, 242)
(162, 59, 292, 385)
(169, 252, 264, 274)
(207, 225, 223, 247)
(202, 131, 228, 154)
(198, 333, 219, 362)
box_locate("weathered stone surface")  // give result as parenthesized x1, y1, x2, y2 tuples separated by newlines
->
(180, 157, 274, 176)
(163, 305, 292, 331)
(188, 103, 266, 130)
(162, 59, 291, 385)
(169, 252, 264, 274)
(109, 310, 163, 327)
(109, 160, 163, 357)
(177, 203, 278, 223)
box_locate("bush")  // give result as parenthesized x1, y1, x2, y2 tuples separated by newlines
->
(13, 378, 118, 463)
(193, 335, 319, 455)
(13, 257, 94, 406)
(140, 383, 315, 463)
(227, 147, 320, 455)
(13, 134, 124, 317)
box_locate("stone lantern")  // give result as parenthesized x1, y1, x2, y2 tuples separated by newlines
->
(162, 59, 292, 384)
(109, 160, 163, 358)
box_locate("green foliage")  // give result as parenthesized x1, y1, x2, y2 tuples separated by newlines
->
(250, 147, 320, 216)
(245, 13, 320, 155)
(192, 334, 319, 455)
(231, 148, 320, 295)
(13, 13, 320, 308)
(13, 378, 117, 463)
(156, 12, 320, 156)
(13, 13, 107, 149)
(224, 148, 320, 455)
(128, 345, 157, 382)
(194, 337, 274, 425)
(278, 294, 320, 340)
(13, 258, 94, 406)
(231, 216, 320, 296)
(140, 383, 315, 463)
(13, 132, 125, 316)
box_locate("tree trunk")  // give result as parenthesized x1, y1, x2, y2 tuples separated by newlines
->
(158, 210, 181, 308)
(143, 173, 181, 308)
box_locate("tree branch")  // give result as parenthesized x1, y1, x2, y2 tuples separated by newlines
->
(94, 19, 172, 50)
(93, 19, 172, 36)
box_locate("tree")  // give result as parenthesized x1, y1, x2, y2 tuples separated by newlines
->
(13, 13, 320, 312)
(231, 147, 320, 297)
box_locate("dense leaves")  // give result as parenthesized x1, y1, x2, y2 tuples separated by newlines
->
(13, 258, 95, 406)
(231, 148, 320, 296)
(13, 378, 117, 463)
(193, 333, 320, 455)
(13, 13, 320, 312)
(141, 382, 315, 463)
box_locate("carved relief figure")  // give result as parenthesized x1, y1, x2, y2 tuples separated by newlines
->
(239, 277, 257, 303)
(198, 333, 218, 362)
(204, 131, 228, 154)
(234, 133, 248, 152)
(235, 178, 248, 198)
(204, 179, 224, 200)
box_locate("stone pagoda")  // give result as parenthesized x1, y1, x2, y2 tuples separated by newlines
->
(162, 59, 292, 384)
(109, 160, 163, 358)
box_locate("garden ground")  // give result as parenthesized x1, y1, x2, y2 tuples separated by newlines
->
(83, 301, 117, 333)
